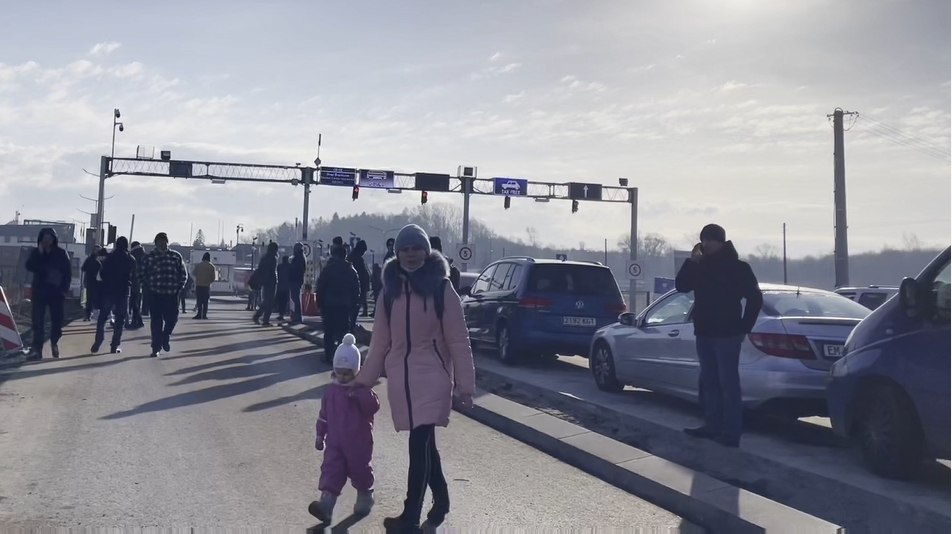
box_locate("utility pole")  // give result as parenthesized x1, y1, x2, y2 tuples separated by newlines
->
(829, 108, 856, 288)
(458, 166, 476, 273)
(129, 214, 136, 242)
(782, 223, 788, 285)
(628, 187, 639, 312)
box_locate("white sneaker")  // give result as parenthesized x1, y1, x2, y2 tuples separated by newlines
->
(354, 489, 375, 515)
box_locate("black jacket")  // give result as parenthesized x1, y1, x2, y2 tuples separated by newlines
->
(81, 255, 101, 289)
(277, 258, 290, 291)
(131, 246, 146, 290)
(675, 241, 764, 337)
(100, 249, 137, 298)
(25, 228, 72, 298)
(317, 257, 360, 309)
(289, 251, 306, 286)
(348, 240, 371, 294)
(255, 249, 279, 288)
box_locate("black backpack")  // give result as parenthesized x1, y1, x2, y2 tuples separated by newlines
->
(383, 278, 449, 325)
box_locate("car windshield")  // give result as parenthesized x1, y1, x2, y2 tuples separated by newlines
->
(762, 291, 871, 319)
(526, 264, 621, 297)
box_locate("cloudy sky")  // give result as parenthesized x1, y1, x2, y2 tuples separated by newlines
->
(1, 0, 949, 257)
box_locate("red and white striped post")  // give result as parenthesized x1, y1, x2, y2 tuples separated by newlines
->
(0, 286, 25, 353)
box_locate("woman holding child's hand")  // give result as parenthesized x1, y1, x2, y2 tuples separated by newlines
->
(352, 224, 476, 532)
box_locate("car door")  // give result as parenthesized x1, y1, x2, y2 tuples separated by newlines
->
(616, 291, 696, 395)
(484, 263, 515, 342)
(462, 265, 496, 342)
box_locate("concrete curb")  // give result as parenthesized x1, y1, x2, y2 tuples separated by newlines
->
(278, 322, 843, 533)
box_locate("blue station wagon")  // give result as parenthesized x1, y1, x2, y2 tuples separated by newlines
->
(460, 257, 627, 364)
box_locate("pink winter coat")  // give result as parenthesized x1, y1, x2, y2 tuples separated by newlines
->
(356, 252, 476, 432)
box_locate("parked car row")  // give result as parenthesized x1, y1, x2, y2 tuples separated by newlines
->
(458, 248, 951, 480)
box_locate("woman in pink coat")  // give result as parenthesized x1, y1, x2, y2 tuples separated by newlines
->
(353, 224, 476, 532)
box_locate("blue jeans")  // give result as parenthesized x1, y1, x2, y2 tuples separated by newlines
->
(696, 335, 744, 439)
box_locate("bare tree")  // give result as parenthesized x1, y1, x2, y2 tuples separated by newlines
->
(902, 232, 924, 251)
(526, 227, 540, 248)
(618, 231, 671, 258)
(753, 243, 780, 261)
(617, 232, 631, 255)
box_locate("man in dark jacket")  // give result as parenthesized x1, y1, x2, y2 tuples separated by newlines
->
(252, 241, 280, 326)
(81, 246, 102, 321)
(348, 240, 371, 325)
(429, 236, 460, 292)
(383, 238, 395, 264)
(275, 255, 291, 321)
(128, 241, 146, 328)
(25, 228, 72, 360)
(675, 224, 763, 447)
(141, 232, 188, 357)
(93, 236, 136, 353)
(289, 243, 307, 323)
(317, 245, 360, 363)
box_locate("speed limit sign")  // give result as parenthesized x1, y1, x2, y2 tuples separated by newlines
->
(627, 260, 644, 280)
(301, 242, 312, 258)
(457, 244, 475, 262)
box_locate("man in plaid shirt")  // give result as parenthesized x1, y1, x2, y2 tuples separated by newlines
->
(141, 232, 188, 358)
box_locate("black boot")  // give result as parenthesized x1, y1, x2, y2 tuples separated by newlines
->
(426, 494, 450, 527)
(382, 516, 421, 533)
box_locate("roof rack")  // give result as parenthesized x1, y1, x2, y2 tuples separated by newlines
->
(500, 256, 536, 262)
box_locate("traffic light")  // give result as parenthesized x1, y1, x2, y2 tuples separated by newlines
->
(571, 200, 579, 214)
(504, 196, 511, 210)
(421, 191, 428, 205)
(352, 185, 359, 201)
(107, 224, 117, 245)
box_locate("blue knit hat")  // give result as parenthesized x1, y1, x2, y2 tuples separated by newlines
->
(394, 224, 431, 255)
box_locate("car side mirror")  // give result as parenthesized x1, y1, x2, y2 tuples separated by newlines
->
(459, 287, 471, 297)
(899, 277, 920, 318)
(618, 312, 637, 326)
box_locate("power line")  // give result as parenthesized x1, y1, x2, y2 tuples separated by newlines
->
(858, 113, 950, 155)
(857, 119, 951, 162)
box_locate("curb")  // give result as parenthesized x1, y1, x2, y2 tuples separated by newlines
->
(279, 322, 842, 533)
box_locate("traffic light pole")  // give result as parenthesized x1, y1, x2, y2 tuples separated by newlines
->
(629, 187, 639, 312)
(302, 168, 314, 240)
(461, 175, 473, 272)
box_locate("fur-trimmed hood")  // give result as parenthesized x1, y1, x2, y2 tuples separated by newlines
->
(382, 251, 449, 301)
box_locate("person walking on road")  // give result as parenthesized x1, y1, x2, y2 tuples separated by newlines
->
(316, 245, 360, 364)
(92, 236, 136, 354)
(81, 245, 102, 321)
(141, 232, 188, 358)
(429, 236, 461, 293)
(276, 255, 291, 321)
(192, 252, 216, 320)
(180, 274, 193, 314)
(128, 241, 146, 329)
(351, 224, 476, 532)
(370, 263, 382, 316)
(289, 243, 307, 324)
(348, 240, 371, 324)
(675, 224, 763, 448)
(24, 228, 72, 360)
(252, 241, 279, 326)
(383, 237, 395, 264)
(309, 333, 380, 522)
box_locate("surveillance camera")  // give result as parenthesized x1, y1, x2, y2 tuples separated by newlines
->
(118, 124, 124, 132)
(114, 109, 121, 119)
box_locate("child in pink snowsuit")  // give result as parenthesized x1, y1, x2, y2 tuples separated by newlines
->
(309, 333, 380, 522)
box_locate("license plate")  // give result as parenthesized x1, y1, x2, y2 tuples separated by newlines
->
(824, 344, 844, 357)
(563, 316, 596, 327)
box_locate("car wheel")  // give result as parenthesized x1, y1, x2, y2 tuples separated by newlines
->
(497, 324, 519, 366)
(590, 342, 623, 393)
(855, 384, 925, 479)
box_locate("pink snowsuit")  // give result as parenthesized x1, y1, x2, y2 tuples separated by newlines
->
(316, 380, 380, 495)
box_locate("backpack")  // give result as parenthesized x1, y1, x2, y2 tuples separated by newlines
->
(383, 278, 449, 325)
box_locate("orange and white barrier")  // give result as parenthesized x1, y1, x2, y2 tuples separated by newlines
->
(0, 286, 24, 353)
(302, 290, 320, 317)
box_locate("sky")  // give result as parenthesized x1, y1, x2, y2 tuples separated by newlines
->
(0, 0, 949, 258)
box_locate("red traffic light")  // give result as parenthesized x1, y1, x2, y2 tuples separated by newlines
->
(352, 186, 359, 201)
(421, 191, 428, 205)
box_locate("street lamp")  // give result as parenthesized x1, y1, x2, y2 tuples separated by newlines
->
(95, 108, 124, 245)
(236, 224, 244, 249)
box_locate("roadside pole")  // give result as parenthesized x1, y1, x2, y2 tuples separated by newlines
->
(629, 187, 638, 312)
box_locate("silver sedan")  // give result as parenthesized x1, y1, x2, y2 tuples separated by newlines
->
(588, 283, 871, 417)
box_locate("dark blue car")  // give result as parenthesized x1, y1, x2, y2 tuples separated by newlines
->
(460, 257, 627, 365)
(828, 246, 951, 479)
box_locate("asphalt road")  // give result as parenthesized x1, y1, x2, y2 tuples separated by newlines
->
(0, 300, 695, 531)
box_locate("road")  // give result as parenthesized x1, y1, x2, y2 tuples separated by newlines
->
(0, 300, 695, 531)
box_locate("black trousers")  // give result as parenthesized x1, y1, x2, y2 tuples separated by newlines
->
(275, 287, 289, 316)
(31, 293, 64, 351)
(84, 285, 99, 317)
(289, 283, 302, 322)
(195, 286, 211, 318)
(129, 286, 143, 326)
(148, 293, 179, 351)
(321, 305, 351, 362)
(95, 294, 128, 349)
(403, 424, 449, 523)
(253, 285, 276, 323)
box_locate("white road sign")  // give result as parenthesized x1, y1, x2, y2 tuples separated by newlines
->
(457, 244, 475, 262)
(301, 242, 313, 258)
(627, 260, 644, 280)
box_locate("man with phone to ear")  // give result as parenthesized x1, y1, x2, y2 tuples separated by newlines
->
(675, 224, 763, 447)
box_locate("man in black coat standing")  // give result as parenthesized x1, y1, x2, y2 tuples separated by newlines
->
(317, 245, 360, 363)
(252, 241, 280, 326)
(275, 255, 291, 321)
(81, 245, 102, 321)
(93, 236, 136, 353)
(128, 241, 146, 328)
(25, 228, 72, 360)
(288, 243, 307, 324)
(347, 240, 371, 326)
(675, 224, 763, 448)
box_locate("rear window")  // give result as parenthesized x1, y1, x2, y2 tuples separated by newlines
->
(762, 291, 871, 319)
(857, 291, 891, 310)
(525, 264, 621, 297)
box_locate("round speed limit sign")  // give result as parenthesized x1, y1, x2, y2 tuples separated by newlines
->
(457, 244, 474, 262)
(301, 242, 313, 257)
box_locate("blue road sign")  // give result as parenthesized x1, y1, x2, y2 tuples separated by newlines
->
(493, 177, 528, 196)
(555, 254, 568, 261)
(654, 277, 675, 294)
(319, 167, 357, 187)
(359, 169, 395, 189)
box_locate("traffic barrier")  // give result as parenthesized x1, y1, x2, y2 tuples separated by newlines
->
(0, 286, 24, 353)
(302, 290, 320, 317)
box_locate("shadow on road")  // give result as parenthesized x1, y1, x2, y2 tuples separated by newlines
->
(167, 345, 320, 386)
(306, 512, 366, 533)
(242, 381, 331, 412)
(0, 354, 153, 382)
(165, 345, 317, 377)
(162, 336, 299, 360)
